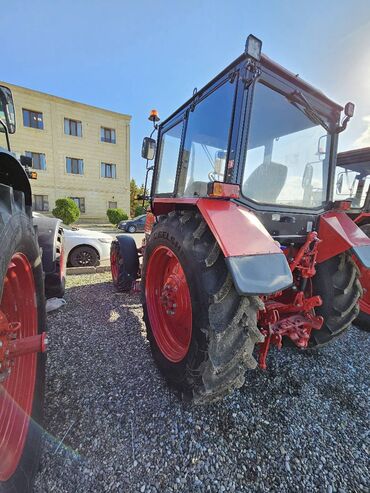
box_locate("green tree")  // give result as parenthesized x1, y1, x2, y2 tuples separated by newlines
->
(52, 198, 80, 225)
(130, 179, 149, 217)
(130, 178, 138, 217)
(107, 208, 129, 226)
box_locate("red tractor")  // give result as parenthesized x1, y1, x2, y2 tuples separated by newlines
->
(0, 86, 50, 492)
(336, 147, 370, 330)
(111, 35, 370, 404)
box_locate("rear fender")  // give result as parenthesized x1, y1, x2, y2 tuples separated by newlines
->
(317, 211, 370, 267)
(196, 199, 293, 295)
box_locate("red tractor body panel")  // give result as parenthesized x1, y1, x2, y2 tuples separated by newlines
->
(353, 211, 370, 225)
(317, 211, 370, 264)
(196, 199, 281, 257)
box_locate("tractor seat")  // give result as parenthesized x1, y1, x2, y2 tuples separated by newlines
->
(184, 180, 209, 197)
(243, 161, 288, 203)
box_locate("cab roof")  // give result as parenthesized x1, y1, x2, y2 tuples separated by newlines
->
(160, 51, 343, 127)
(337, 147, 370, 175)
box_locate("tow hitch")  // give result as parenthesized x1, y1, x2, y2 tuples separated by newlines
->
(258, 232, 324, 369)
(0, 311, 47, 383)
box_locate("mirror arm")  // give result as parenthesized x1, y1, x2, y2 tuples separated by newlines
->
(142, 166, 154, 208)
(337, 115, 351, 134)
(0, 118, 11, 151)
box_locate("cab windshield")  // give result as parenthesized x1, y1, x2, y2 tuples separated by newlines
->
(242, 82, 332, 208)
(334, 166, 370, 208)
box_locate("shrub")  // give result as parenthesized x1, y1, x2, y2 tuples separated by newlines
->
(52, 198, 80, 225)
(134, 205, 146, 217)
(107, 208, 129, 226)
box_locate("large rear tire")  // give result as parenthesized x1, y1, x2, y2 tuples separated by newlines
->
(310, 252, 362, 347)
(142, 210, 264, 404)
(354, 223, 370, 331)
(0, 184, 46, 493)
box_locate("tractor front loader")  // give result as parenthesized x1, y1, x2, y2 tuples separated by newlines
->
(336, 147, 370, 330)
(112, 35, 370, 404)
(0, 86, 48, 493)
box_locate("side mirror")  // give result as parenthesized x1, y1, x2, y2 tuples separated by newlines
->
(141, 137, 156, 161)
(302, 163, 313, 188)
(317, 135, 327, 158)
(344, 102, 355, 118)
(0, 85, 16, 134)
(336, 173, 344, 194)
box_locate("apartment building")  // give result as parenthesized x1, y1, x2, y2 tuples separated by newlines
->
(0, 81, 131, 220)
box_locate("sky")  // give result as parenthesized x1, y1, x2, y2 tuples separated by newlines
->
(2, 0, 370, 185)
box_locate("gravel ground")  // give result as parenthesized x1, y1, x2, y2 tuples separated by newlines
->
(34, 272, 369, 493)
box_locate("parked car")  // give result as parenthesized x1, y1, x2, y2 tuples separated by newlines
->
(118, 214, 146, 233)
(63, 226, 113, 267)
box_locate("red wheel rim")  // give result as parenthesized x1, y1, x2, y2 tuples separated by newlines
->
(145, 246, 192, 362)
(111, 249, 119, 283)
(0, 253, 38, 481)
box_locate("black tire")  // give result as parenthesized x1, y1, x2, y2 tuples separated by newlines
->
(310, 253, 362, 347)
(110, 239, 138, 292)
(44, 225, 65, 299)
(69, 245, 99, 267)
(0, 184, 46, 493)
(128, 225, 136, 233)
(142, 210, 264, 404)
(354, 223, 370, 331)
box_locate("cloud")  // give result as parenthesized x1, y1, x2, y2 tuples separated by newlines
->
(355, 115, 370, 147)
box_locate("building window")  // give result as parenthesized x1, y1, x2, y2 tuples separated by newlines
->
(66, 157, 84, 175)
(25, 151, 46, 170)
(108, 201, 117, 209)
(101, 162, 117, 178)
(33, 195, 49, 211)
(64, 118, 82, 137)
(101, 127, 116, 143)
(23, 109, 44, 129)
(70, 197, 85, 213)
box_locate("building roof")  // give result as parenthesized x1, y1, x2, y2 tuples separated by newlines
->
(0, 80, 131, 121)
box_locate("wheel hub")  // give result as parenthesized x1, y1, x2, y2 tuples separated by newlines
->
(160, 274, 182, 315)
(0, 311, 47, 384)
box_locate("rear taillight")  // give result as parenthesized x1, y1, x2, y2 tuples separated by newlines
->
(207, 182, 240, 198)
(333, 200, 352, 211)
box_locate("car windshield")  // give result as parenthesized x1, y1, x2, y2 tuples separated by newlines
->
(334, 166, 370, 208)
(242, 82, 332, 208)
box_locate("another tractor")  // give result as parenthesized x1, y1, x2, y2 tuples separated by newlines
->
(112, 35, 370, 404)
(0, 86, 49, 492)
(336, 147, 370, 330)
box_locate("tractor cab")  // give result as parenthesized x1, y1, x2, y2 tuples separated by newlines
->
(144, 36, 354, 246)
(335, 147, 370, 215)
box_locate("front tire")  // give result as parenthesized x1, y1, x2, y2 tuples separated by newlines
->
(142, 210, 264, 404)
(0, 185, 46, 493)
(310, 253, 362, 347)
(128, 225, 136, 233)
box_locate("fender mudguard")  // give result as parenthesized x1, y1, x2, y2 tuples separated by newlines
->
(197, 199, 293, 295)
(116, 234, 140, 279)
(317, 211, 370, 267)
(32, 215, 62, 274)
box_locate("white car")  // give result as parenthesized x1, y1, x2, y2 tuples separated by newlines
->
(63, 226, 113, 267)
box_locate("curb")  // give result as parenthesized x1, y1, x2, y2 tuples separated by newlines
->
(67, 265, 111, 275)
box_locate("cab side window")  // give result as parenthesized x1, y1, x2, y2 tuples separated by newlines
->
(155, 121, 183, 195)
(178, 80, 236, 197)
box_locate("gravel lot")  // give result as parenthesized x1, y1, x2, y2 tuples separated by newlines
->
(34, 272, 369, 493)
